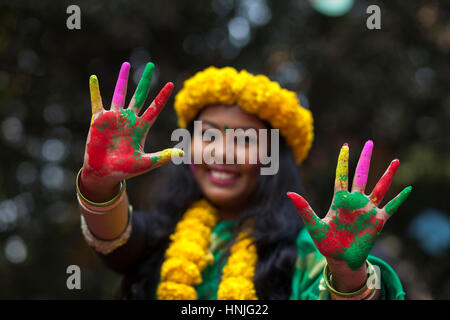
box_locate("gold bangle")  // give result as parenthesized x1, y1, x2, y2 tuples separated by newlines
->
(76, 168, 126, 208)
(363, 285, 378, 300)
(323, 260, 375, 300)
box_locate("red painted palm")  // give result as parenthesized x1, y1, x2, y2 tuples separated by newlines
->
(288, 141, 412, 270)
(82, 62, 182, 185)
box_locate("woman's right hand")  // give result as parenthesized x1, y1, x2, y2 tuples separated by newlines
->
(80, 62, 183, 200)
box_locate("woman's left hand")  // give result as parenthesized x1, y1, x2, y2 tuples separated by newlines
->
(287, 140, 412, 271)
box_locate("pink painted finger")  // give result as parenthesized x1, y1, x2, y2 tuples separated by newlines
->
(370, 159, 400, 206)
(141, 82, 174, 124)
(352, 140, 373, 193)
(111, 62, 130, 110)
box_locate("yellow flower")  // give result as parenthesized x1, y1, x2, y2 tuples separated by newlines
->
(226, 249, 257, 266)
(160, 257, 201, 285)
(170, 230, 209, 249)
(217, 277, 257, 300)
(183, 207, 218, 228)
(157, 281, 198, 300)
(230, 238, 256, 254)
(217, 230, 258, 300)
(222, 260, 255, 279)
(165, 239, 210, 270)
(175, 218, 211, 239)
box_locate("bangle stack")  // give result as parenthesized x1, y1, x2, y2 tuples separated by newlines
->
(323, 260, 379, 300)
(76, 168, 126, 214)
(76, 168, 132, 255)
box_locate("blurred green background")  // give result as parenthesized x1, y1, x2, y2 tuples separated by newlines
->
(0, 0, 449, 299)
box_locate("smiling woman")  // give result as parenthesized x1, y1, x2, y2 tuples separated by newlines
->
(76, 62, 409, 300)
(186, 105, 267, 219)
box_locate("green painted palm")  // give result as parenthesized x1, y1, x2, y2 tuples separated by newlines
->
(288, 141, 412, 270)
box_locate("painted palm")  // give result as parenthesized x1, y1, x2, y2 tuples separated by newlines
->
(288, 141, 412, 270)
(83, 62, 182, 182)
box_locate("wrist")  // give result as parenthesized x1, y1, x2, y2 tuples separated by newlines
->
(326, 257, 368, 293)
(80, 168, 121, 203)
(324, 260, 379, 300)
(76, 168, 130, 240)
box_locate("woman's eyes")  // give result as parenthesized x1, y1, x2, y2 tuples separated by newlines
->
(201, 129, 257, 145)
(201, 129, 216, 141)
(237, 136, 256, 145)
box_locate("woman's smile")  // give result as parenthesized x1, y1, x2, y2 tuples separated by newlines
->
(207, 164, 240, 186)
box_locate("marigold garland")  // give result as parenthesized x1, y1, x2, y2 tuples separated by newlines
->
(218, 231, 258, 300)
(173, 66, 314, 164)
(156, 199, 258, 300)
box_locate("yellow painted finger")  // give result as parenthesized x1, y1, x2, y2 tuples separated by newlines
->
(89, 75, 103, 124)
(334, 143, 349, 191)
(141, 148, 184, 172)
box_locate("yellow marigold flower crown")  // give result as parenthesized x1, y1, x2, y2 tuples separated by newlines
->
(174, 66, 314, 164)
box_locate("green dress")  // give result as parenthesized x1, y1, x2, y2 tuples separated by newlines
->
(194, 220, 406, 300)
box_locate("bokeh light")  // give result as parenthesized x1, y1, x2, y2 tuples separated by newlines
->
(4, 235, 28, 264)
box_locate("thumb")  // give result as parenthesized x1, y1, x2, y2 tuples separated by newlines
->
(287, 192, 322, 227)
(140, 148, 184, 172)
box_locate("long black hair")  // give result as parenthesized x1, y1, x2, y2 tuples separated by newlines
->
(119, 123, 304, 300)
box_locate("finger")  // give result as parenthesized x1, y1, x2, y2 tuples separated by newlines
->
(141, 82, 174, 124)
(334, 143, 349, 192)
(128, 62, 155, 114)
(380, 186, 412, 221)
(139, 148, 184, 173)
(352, 140, 373, 194)
(111, 62, 131, 111)
(287, 192, 326, 239)
(370, 159, 400, 206)
(89, 75, 103, 125)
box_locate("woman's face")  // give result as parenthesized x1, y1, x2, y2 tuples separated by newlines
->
(190, 104, 268, 211)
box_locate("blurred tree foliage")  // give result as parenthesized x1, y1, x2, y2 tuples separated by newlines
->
(0, 0, 448, 299)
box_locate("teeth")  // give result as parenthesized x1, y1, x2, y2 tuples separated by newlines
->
(210, 170, 236, 180)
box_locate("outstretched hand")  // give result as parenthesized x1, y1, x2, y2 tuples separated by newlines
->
(288, 141, 412, 270)
(82, 62, 183, 186)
